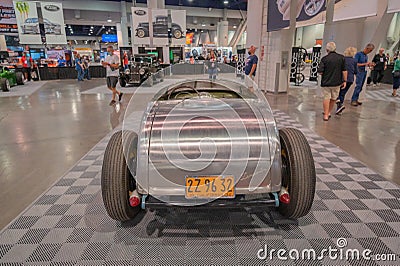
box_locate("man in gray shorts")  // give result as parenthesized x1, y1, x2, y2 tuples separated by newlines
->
(318, 42, 347, 121)
(102, 45, 123, 106)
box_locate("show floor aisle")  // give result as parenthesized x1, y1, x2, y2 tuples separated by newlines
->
(0, 79, 133, 230)
(0, 110, 399, 266)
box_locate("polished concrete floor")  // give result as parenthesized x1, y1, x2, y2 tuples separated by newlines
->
(0, 78, 399, 230)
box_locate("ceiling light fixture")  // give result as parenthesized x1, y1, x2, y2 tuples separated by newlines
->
(224, 0, 229, 4)
(107, 15, 112, 23)
(201, 23, 206, 26)
(233, 25, 237, 28)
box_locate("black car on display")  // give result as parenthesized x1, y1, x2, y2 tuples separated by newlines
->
(136, 15, 183, 39)
(119, 54, 164, 86)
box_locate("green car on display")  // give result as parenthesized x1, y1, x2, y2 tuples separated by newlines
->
(0, 66, 25, 92)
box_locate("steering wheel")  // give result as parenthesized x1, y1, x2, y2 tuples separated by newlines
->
(174, 91, 194, 99)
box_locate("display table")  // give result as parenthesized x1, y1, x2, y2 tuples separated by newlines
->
(37, 66, 106, 80)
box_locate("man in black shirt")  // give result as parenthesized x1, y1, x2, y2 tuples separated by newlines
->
(318, 42, 347, 121)
(371, 48, 387, 86)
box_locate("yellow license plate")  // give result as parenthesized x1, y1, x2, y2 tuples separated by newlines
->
(185, 176, 235, 199)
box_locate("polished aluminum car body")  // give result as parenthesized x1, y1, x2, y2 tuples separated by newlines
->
(132, 78, 282, 205)
(103, 64, 315, 221)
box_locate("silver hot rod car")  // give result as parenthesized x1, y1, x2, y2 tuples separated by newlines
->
(101, 66, 316, 222)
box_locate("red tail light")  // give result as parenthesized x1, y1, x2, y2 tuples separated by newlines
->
(129, 195, 140, 207)
(279, 188, 290, 204)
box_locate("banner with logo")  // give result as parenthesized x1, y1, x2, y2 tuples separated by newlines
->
(13, 1, 41, 44)
(268, 0, 379, 32)
(268, 0, 327, 32)
(41, 2, 66, 44)
(151, 9, 168, 46)
(132, 7, 150, 45)
(171, 10, 186, 46)
(0, 0, 18, 33)
(388, 0, 400, 13)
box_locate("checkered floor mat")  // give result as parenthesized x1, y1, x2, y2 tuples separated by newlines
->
(0, 110, 399, 266)
(366, 89, 400, 103)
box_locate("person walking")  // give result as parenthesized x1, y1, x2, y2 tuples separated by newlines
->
(244, 45, 258, 81)
(351, 43, 375, 106)
(21, 52, 32, 81)
(102, 45, 123, 106)
(206, 50, 218, 81)
(123, 52, 129, 70)
(83, 56, 91, 80)
(336, 47, 357, 115)
(57, 56, 66, 67)
(317, 42, 347, 121)
(75, 54, 84, 81)
(371, 48, 387, 87)
(391, 55, 400, 97)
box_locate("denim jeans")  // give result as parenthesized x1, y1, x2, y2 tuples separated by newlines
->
(208, 68, 217, 81)
(77, 68, 84, 81)
(337, 82, 353, 104)
(84, 68, 90, 80)
(351, 71, 367, 102)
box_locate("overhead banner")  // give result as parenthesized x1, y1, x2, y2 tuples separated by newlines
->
(268, 0, 327, 32)
(13, 1, 41, 44)
(152, 9, 168, 45)
(171, 10, 186, 46)
(388, 0, 400, 13)
(40, 2, 66, 44)
(268, 0, 379, 32)
(0, 0, 18, 33)
(132, 7, 150, 45)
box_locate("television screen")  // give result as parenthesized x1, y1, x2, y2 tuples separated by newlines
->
(102, 34, 118, 43)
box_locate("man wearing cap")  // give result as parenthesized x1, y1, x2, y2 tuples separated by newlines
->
(244, 45, 258, 82)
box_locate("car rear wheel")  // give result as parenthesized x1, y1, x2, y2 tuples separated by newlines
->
(119, 78, 126, 87)
(16, 72, 24, 85)
(173, 29, 182, 39)
(101, 130, 140, 221)
(278, 128, 316, 219)
(137, 29, 146, 38)
(0, 78, 10, 92)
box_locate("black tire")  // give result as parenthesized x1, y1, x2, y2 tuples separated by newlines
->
(119, 78, 126, 87)
(173, 29, 182, 39)
(101, 130, 140, 221)
(278, 128, 316, 219)
(0, 78, 10, 92)
(16, 72, 24, 85)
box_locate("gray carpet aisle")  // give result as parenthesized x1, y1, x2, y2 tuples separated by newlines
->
(0, 110, 399, 266)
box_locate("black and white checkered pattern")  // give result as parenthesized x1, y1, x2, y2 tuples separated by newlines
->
(0, 110, 399, 265)
(366, 89, 400, 103)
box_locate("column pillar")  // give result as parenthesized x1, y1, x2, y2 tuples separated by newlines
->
(258, 0, 297, 93)
(118, 1, 129, 47)
(217, 20, 229, 47)
(321, 0, 335, 56)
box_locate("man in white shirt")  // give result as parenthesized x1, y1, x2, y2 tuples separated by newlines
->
(102, 45, 123, 106)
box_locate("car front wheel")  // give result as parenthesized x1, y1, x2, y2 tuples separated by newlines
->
(0, 78, 10, 92)
(278, 128, 316, 219)
(101, 130, 140, 221)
